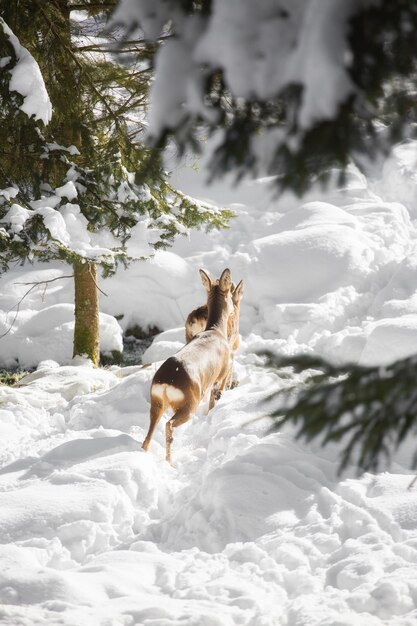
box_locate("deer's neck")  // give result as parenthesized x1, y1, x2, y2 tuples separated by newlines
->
(205, 287, 229, 336)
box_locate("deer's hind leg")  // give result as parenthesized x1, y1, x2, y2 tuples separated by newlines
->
(142, 396, 165, 452)
(165, 404, 195, 464)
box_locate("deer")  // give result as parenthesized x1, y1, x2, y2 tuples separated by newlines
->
(185, 304, 209, 344)
(185, 279, 244, 389)
(142, 268, 234, 464)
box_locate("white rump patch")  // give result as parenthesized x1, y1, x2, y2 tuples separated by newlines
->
(151, 383, 165, 399)
(152, 384, 184, 403)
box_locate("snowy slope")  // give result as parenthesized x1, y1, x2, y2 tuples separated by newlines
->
(1, 143, 417, 624)
(3, 146, 417, 370)
(1, 360, 417, 625)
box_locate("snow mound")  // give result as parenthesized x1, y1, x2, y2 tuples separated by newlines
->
(15, 360, 118, 400)
(67, 367, 151, 431)
(141, 327, 185, 364)
(360, 314, 417, 366)
(0, 304, 122, 369)
(104, 250, 200, 332)
(245, 224, 374, 304)
(274, 200, 359, 232)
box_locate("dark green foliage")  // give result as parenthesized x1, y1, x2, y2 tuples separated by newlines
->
(124, 324, 161, 340)
(0, 369, 29, 386)
(131, 0, 417, 194)
(100, 349, 123, 366)
(0, 0, 232, 364)
(0, 0, 232, 275)
(266, 353, 417, 474)
(0, 22, 51, 194)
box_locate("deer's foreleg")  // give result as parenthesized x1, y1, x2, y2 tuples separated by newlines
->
(208, 366, 231, 411)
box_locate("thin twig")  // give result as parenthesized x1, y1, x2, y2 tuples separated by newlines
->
(88, 265, 108, 297)
(1, 275, 75, 339)
(1, 284, 39, 339)
(173, 297, 186, 323)
(14, 274, 75, 286)
(74, 35, 173, 52)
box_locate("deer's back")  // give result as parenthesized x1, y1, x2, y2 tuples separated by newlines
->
(154, 329, 230, 398)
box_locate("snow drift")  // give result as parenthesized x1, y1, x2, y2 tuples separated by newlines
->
(2, 143, 417, 624)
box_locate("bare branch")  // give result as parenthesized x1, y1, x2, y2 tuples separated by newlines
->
(14, 275, 75, 286)
(88, 266, 108, 297)
(68, 3, 116, 10)
(0, 275, 75, 339)
(1, 284, 39, 339)
(73, 35, 172, 52)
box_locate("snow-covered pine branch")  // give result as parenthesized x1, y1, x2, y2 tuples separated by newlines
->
(112, 0, 417, 193)
(0, 17, 52, 124)
(0, 4, 233, 364)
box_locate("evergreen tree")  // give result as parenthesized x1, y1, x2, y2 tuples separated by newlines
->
(0, 1, 232, 365)
(113, 0, 417, 194)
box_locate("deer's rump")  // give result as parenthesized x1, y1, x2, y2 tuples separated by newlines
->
(152, 332, 230, 398)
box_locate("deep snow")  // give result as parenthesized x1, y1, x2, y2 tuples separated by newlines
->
(1, 144, 417, 624)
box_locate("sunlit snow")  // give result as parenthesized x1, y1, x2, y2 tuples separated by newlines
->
(0, 19, 52, 125)
(1, 144, 417, 625)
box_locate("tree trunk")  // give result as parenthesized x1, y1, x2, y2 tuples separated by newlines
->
(73, 260, 100, 366)
(5, 2, 104, 367)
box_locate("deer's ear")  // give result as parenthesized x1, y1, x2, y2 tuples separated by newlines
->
(232, 279, 244, 304)
(219, 268, 232, 292)
(199, 269, 212, 292)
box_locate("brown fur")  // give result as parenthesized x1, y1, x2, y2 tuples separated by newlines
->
(185, 305, 208, 343)
(142, 268, 234, 463)
(185, 279, 244, 388)
(185, 280, 244, 347)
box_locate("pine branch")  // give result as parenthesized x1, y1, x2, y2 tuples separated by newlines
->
(34, 1, 122, 129)
(0, 165, 35, 212)
(74, 36, 172, 52)
(265, 353, 417, 474)
(68, 2, 115, 9)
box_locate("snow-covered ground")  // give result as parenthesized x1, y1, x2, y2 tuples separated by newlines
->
(1, 144, 417, 624)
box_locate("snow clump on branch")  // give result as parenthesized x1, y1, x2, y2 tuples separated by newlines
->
(112, 0, 359, 151)
(0, 18, 52, 124)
